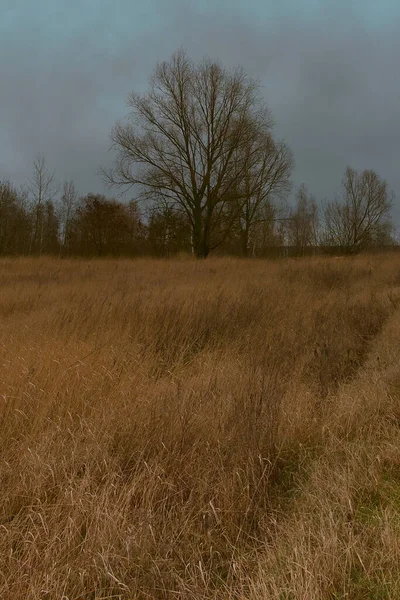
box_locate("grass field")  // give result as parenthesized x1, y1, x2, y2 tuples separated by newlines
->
(0, 255, 400, 599)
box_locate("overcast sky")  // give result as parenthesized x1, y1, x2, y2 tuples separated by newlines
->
(1, 0, 399, 222)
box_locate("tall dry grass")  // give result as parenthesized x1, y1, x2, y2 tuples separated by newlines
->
(0, 255, 399, 599)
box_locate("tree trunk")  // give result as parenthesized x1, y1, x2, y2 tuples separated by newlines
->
(193, 237, 209, 258)
(240, 227, 250, 257)
(192, 212, 210, 258)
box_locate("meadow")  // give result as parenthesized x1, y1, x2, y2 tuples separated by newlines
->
(0, 255, 399, 599)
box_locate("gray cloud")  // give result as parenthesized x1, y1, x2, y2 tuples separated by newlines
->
(1, 0, 399, 223)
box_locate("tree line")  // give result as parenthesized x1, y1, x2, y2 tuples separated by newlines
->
(1, 50, 396, 258)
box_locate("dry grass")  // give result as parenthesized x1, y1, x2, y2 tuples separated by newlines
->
(0, 254, 399, 599)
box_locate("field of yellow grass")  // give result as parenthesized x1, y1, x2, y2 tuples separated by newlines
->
(1, 255, 400, 599)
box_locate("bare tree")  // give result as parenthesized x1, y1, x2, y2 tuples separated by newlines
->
(106, 49, 279, 258)
(236, 134, 293, 256)
(59, 180, 78, 256)
(147, 196, 191, 257)
(74, 194, 134, 257)
(286, 184, 319, 254)
(0, 181, 31, 254)
(324, 167, 393, 251)
(29, 154, 58, 254)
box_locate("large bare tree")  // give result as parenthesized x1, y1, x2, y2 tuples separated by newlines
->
(106, 49, 282, 257)
(324, 167, 393, 250)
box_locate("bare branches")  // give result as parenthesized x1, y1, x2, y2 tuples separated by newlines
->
(106, 49, 279, 257)
(324, 167, 393, 250)
(29, 154, 58, 206)
(234, 134, 293, 255)
(60, 180, 78, 255)
(286, 184, 319, 253)
(28, 154, 59, 254)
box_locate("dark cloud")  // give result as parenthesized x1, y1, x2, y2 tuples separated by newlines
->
(1, 0, 399, 223)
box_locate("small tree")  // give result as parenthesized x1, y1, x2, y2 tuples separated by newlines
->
(28, 154, 59, 254)
(0, 181, 31, 255)
(41, 201, 60, 254)
(73, 195, 133, 256)
(125, 200, 147, 255)
(324, 167, 393, 251)
(286, 184, 319, 254)
(106, 49, 283, 258)
(59, 180, 78, 256)
(236, 134, 293, 256)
